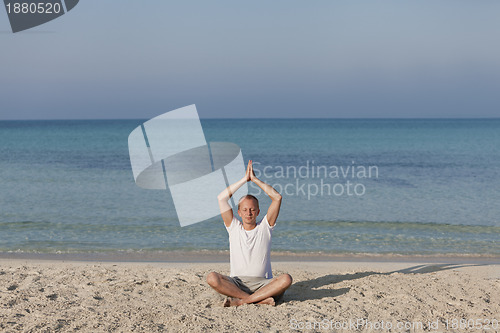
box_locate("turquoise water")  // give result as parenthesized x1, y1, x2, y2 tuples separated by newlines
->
(1, 119, 499, 255)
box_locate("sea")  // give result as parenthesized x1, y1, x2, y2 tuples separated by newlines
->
(1, 119, 499, 258)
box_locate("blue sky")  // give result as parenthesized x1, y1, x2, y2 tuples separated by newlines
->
(1, 0, 500, 119)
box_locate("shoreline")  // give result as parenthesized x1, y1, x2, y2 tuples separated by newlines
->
(1, 250, 499, 264)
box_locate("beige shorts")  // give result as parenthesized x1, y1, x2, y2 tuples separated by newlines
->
(226, 276, 284, 303)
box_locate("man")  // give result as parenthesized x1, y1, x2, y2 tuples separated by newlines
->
(207, 160, 292, 306)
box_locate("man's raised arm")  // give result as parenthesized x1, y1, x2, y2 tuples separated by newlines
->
(217, 161, 252, 227)
(248, 160, 282, 226)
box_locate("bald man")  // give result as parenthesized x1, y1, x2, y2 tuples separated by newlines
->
(207, 160, 292, 306)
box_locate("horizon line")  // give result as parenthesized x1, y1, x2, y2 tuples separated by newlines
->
(1, 116, 500, 121)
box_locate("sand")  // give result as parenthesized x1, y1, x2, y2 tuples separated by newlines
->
(1, 259, 499, 332)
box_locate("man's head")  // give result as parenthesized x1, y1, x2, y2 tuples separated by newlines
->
(237, 195, 260, 225)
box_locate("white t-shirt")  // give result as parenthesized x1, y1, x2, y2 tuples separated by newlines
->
(226, 215, 274, 278)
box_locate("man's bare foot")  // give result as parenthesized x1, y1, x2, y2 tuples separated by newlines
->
(256, 297, 275, 306)
(223, 296, 275, 307)
(223, 297, 243, 307)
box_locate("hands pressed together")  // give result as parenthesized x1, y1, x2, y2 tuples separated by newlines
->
(245, 160, 257, 182)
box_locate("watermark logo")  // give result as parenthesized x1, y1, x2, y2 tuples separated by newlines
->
(128, 105, 248, 227)
(3, 0, 79, 33)
(250, 161, 378, 200)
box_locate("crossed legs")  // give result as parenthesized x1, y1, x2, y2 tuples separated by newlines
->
(206, 272, 292, 306)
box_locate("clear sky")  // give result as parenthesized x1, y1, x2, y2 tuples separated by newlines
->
(1, 0, 500, 120)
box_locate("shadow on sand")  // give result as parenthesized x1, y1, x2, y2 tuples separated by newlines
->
(284, 263, 489, 302)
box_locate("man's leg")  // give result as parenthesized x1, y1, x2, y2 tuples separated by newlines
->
(232, 274, 293, 306)
(206, 272, 250, 300)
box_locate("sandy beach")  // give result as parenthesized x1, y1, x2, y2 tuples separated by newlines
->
(0, 258, 499, 332)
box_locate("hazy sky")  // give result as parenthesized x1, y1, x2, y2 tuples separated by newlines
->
(1, 0, 500, 120)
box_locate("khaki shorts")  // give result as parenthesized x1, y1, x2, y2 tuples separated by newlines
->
(226, 276, 284, 303)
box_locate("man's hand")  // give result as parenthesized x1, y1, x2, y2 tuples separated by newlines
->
(246, 160, 256, 182)
(245, 159, 257, 182)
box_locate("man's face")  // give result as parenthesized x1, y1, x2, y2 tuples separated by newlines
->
(238, 198, 260, 225)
